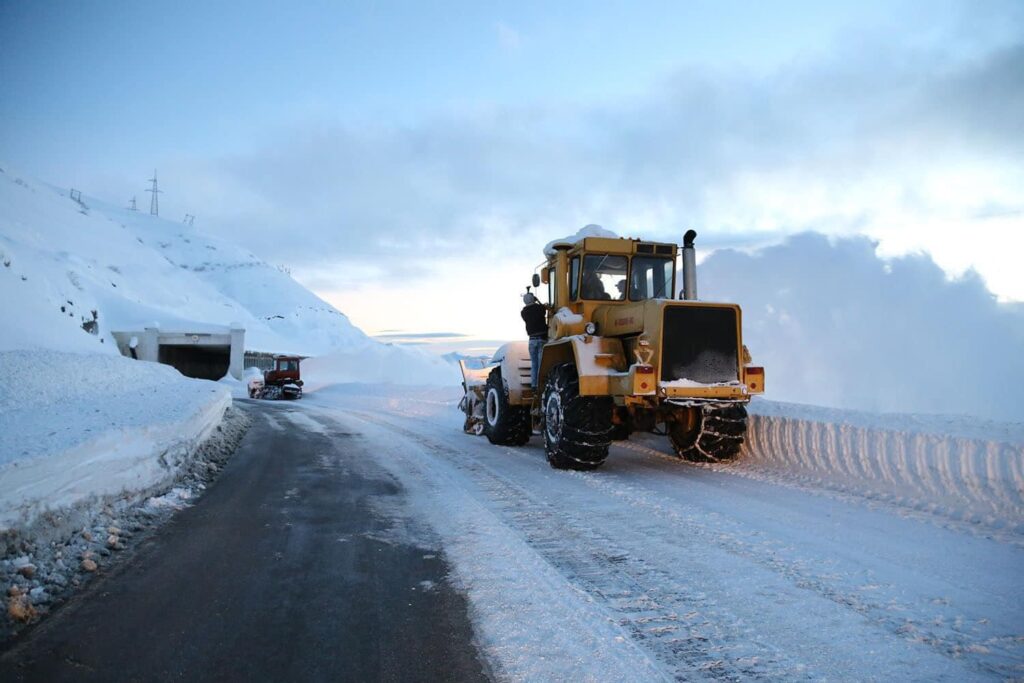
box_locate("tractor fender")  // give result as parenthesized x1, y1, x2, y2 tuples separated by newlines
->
(490, 341, 532, 405)
(537, 336, 627, 397)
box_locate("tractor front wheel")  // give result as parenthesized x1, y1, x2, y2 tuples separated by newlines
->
(542, 363, 613, 470)
(483, 368, 531, 446)
(668, 404, 748, 462)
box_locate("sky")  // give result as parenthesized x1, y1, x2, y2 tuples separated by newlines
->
(1, 0, 1022, 344)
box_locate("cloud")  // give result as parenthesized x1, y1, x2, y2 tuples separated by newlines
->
(174, 31, 1024, 299)
(495, 21, 522, 51)
(700, 232, 1024, 421)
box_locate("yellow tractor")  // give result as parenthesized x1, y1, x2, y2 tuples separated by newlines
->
(459, 230, 764, 470)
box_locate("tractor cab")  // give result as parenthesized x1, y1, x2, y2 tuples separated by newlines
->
(251, 355, 304, 400)
(544, 237, 678, 320)
(265, 356, 301, 385)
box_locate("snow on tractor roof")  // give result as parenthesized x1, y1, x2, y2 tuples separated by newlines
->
(543, 224, 619, 257)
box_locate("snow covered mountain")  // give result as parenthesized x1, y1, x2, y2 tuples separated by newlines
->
(0, 165, 374, 356)
(0, 165, 450, 385)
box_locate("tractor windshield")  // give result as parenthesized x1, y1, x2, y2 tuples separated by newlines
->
(580, 254, 627, 300)
(629, 256, 675, 301)
(277, 359, 298, 372)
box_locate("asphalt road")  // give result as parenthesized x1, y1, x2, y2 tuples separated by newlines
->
(0, 402, 488, 682)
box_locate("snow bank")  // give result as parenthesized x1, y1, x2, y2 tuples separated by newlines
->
(0, 351, 230, 532)
(744, 400, 1024, 532)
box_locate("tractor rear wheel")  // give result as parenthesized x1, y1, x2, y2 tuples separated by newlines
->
(542, 363, 613, 470)
(483, 368, 531, 446)
(668, 403, 748, 462)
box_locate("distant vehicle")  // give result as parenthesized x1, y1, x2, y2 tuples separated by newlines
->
(249, 355, 303, 400)
(460, 230, 764, 470)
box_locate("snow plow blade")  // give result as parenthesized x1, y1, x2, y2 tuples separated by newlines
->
(458, 358, 492, 435)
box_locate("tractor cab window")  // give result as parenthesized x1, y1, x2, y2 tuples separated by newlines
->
(629, 257, 675, 301)
(277, 359, 298, 371)
(569, 257, 581, 300)
(547, 267, 555, 304)
(581, 254, 627, 300)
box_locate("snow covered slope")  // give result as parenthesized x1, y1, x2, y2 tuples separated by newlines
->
(0, 166, 368, 357)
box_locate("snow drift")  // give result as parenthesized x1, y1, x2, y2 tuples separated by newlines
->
(701, 233, 1024, 422)
(744, 401, 1024, 534)
(0, 351, 230, 533)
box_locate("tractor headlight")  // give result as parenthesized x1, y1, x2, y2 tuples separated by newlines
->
(584, 322, 597, 335)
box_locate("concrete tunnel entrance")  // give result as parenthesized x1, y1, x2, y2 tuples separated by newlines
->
(111, 326, 245, 380)
(158, 344, 231, 381)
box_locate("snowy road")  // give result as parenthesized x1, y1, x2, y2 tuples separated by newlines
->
(0, 401, 487, 682)
(302, 386, 1023, 682)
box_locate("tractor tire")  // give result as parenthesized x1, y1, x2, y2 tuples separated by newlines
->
(542, 363, 614, 470)
(609, 421, 631, 442)
(668, 403, 748, 462)
(483, 368, 531, 446)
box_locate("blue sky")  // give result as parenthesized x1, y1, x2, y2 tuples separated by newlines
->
(1, 1, 998, 161)
(1, 1, 1021, 340)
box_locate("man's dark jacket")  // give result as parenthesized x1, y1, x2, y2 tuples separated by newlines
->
(521, 303, 547, 339)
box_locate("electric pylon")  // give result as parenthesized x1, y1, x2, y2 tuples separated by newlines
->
(146, 170, 162, 216)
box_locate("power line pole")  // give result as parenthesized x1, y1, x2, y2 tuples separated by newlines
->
(146, 170, 162, 216)
(183, 213, 195, 226)
(128, 195, 137, 211)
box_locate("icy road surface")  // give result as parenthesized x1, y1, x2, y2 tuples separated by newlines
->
(302, 385, 1022, 682)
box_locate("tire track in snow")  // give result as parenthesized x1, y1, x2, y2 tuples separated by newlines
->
(344, 409, 980, 681)
(317, 407, 670, 683)
(346, 409, 772, 681)
(579, 439, 1024, 679)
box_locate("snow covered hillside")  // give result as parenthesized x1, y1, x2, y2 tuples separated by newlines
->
(0, 166, 375, 357)
(0, 165, 451, 543)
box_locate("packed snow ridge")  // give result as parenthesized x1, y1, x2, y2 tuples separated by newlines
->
(0, 351, 230, 533)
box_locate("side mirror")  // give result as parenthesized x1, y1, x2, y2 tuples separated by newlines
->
(532, 273, 541, 288)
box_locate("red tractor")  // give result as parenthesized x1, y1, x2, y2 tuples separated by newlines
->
(248, 355, 304, 400)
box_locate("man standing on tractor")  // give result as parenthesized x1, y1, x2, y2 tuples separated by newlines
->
(521, 290, 547, 388)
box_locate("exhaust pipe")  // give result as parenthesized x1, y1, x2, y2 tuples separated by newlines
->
(681, 229, 698, 300)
